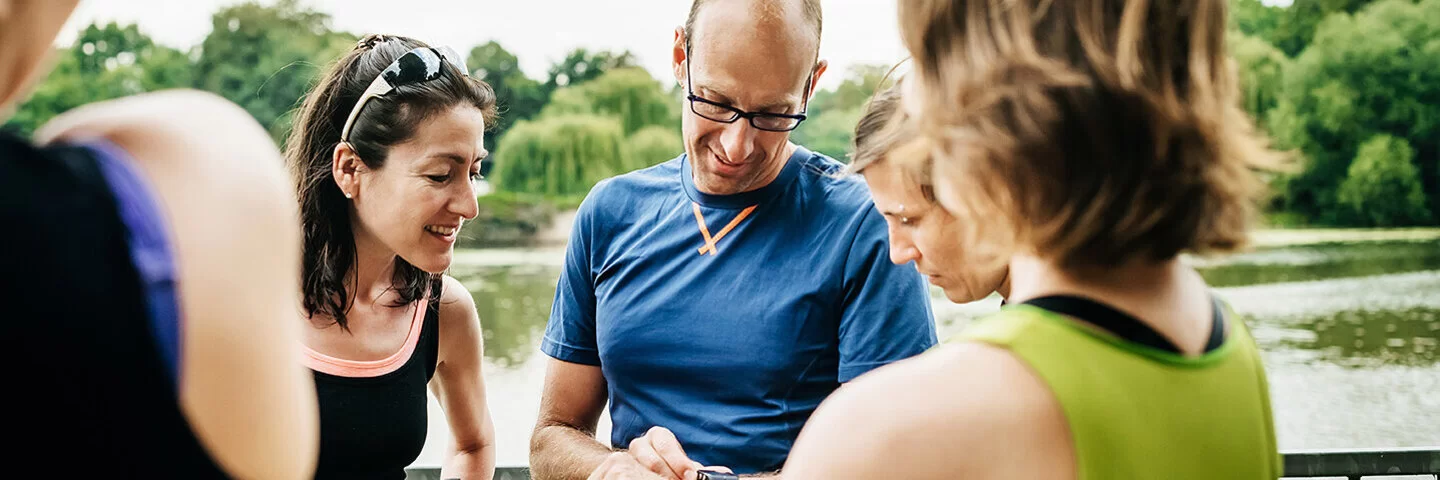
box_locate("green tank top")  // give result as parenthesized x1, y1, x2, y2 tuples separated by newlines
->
(952, 303, 1282, 480)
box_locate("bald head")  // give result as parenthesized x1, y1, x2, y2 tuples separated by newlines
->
(684, 0, 822, 53)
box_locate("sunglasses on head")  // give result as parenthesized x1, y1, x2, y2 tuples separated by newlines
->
(339, 45, 469, 143)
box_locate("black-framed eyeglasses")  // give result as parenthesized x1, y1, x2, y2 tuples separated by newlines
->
(340, 45, 469, 143)
(684, 43, 813, 132)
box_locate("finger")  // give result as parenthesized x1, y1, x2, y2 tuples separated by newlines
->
(646, 427, 697, 479)
(701, 465, 733, 474)
(628, 435, 682, 480)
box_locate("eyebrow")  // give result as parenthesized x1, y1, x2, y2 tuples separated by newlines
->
(430, 150, 489, 165)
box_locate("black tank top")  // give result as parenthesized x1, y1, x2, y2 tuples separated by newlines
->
(310, 281, 442, 480)
(1, 132, 230, 477)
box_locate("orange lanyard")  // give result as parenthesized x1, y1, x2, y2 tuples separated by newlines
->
(692, 202, 757, 256)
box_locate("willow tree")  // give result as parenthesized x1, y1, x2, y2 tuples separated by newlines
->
(492, 115, 628, 196)
(625, 125, 684, 169)
(539, 67, 678, 136)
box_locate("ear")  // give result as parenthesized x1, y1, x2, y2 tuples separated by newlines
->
(331, 142, 364, 199)
(808, 59, 830, 100)
(672, 27, 688, 88)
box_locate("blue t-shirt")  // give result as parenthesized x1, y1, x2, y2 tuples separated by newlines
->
(542, 146, 936, 473)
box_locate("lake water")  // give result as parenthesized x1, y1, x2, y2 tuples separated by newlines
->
(414, 238, 1440, 467)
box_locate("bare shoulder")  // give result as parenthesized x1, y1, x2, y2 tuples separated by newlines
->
(41, 89, 294, 239)
(438, 275, 480, 327)
(435, 275, 483, 362)
(784, 343, 1070, 480)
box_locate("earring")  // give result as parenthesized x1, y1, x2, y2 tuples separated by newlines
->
(344, 192, 353, 199)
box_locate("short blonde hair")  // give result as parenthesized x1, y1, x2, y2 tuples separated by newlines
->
(896, 0, 1283, 269)
(849, 85, 935, 203)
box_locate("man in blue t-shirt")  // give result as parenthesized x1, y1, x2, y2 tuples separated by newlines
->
(529, 1, 936, 479)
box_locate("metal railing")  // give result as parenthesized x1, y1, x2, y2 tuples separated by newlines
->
(404, 448, 1440, 479)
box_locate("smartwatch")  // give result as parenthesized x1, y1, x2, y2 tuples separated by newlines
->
(696, 470, 740, 480)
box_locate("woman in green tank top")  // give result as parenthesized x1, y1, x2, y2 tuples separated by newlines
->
(782, 1, 1285, 479)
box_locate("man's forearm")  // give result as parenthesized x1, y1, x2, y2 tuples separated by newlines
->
(530, 423, 616, 480)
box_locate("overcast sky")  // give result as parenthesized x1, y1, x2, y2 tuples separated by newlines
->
(58, 0, 914, 90)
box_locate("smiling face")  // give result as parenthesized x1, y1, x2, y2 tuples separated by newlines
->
(341, 105, 487, 273)
(673, 0, 826, 195)
(864, 160, 1008, 303)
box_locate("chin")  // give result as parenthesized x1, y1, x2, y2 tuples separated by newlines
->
(942, 288, 987, 305)
(403, 252, 452, 274)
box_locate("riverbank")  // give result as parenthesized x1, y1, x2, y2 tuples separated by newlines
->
(451, 227, 1440, 268)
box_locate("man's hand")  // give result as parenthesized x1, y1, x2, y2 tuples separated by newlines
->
(588, 452, 668, 480)
(625, 427, 732, 480)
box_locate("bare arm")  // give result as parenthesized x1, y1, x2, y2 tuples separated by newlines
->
(41, 90, 320, 480)
(783, 344, 1072, 480)
(432, 275, 497, 480)
(530, 358, 614, 480)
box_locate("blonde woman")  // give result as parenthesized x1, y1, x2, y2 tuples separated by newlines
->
(784, 0, 1284, 478)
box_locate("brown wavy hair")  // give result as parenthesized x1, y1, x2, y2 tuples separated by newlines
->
(896, 0, 1284, 269)
(849, 83, 936, 203)
(285, 34, 497, 330)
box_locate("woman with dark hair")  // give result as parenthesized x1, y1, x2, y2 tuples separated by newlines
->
(784, 0, 1284, 479)
(3, 1, 317, 478)
(285, 33, 499, 480)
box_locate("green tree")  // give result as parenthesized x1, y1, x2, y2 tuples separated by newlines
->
(193, 0, 355, 141)
(6, 22, 191, 134)
(1231, 0, 1284, 41)
(625, 125, 684, 167)
(808, 64, 892, 115)
(791, 64, 893, 161)
(539, 67, 678, 136)
(544, 48, 638, 91)
(1269, 0, 1380, 56)
(1228, 31, 1288, 123)
(1269, 0, 1440, 224)
(792, 106, 863, 162)
(468, 41, 547, 146)
(1337, 134, 1431, 226)
(492, 115, 629, 196)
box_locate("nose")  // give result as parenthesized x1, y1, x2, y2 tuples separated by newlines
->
(887, 222, 921, 266)
(718, 119, 758, 164)
(452, 180, 480, 221)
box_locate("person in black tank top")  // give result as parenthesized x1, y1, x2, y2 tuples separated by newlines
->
(3, 2, 319, 478)
(288, 34, 500, 479)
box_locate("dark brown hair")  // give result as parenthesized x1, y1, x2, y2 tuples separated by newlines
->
(285, 34, 497, 329)
(897, 0, 1283, 269)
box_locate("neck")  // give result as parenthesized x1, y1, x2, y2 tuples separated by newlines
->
(997, 275, 1012, 300)
(350, 227, 399, 307)
(1006, 253, 1215, 355)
